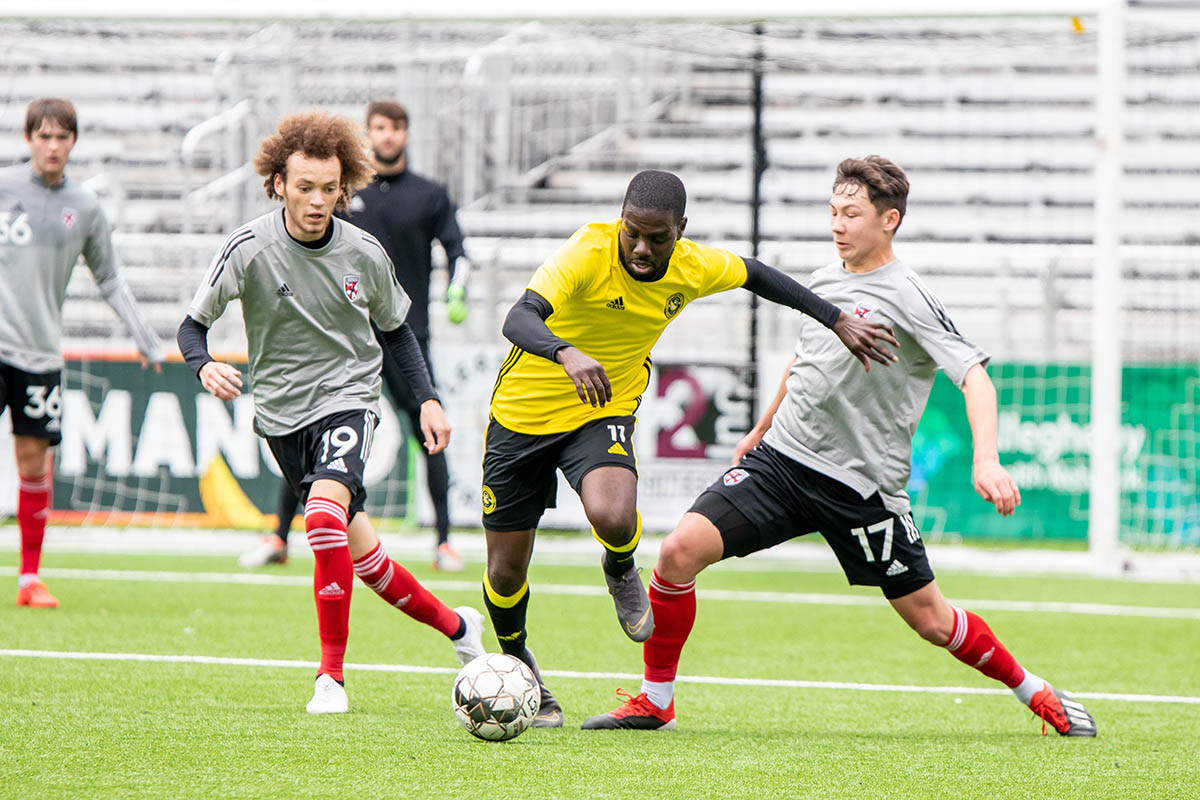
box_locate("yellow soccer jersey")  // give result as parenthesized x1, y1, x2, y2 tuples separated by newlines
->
(490, 219, 748, 434)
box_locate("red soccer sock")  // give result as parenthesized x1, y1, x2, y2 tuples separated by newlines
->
(945, 606, 1025, 688)
(352, 541, 460, 637)
(305, 498, 353, 683)
(643, 570, 698, 683)
(17, 473, 51, 578)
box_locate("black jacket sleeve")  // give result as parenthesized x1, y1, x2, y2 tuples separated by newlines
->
(743, 258, 842, 329)
(378, 323, 439, 405)
(501, 289, 574, 362)
(177, 315, 214, 379)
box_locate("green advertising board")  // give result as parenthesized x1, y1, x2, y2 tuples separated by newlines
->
(909, 363, 1200, 547)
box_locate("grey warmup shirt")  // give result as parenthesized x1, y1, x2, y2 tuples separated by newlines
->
(763, 258, 989, 515)
(187, 210, 411, 437)
(0, 164, 164, 371)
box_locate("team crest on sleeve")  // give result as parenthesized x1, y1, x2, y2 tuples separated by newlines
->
(343, 274, 361, 301)
(723, 468, 749, 486)
(664, 292, 685, 319)
(61, 207, 78, 229)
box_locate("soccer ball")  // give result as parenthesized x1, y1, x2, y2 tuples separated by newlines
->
(452, 653, 541, 741)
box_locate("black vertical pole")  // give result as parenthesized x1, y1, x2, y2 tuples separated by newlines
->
(748, 23, 766, 427)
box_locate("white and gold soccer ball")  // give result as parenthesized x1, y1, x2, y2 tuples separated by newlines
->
(452, 653, 541, 741)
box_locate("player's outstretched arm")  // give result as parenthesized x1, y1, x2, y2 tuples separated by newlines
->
(961, 363, 1021, 516)
(741, 258, 897, 369)
(418, 399, 451, 454)
(502, 289, 612, 407)
(732, 357, 796, 464)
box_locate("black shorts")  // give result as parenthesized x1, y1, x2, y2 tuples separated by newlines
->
(692, 443, 935, 599)
(481, 415, 638, 532)
(265, 409, 378, 518)
(0, 360, 63, 445)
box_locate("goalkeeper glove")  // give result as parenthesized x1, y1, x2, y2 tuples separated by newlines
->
(447, 284, 468, 325)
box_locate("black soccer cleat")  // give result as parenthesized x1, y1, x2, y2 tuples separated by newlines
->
(1030, 684, 1097, 737)
(581, 688, 675, 730)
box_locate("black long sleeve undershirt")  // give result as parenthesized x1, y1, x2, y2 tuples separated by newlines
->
(177, 315, 213, 378)
(502, 289, 573, 361)
(742, 257, 842, 329)
(378, 322, 439, 405)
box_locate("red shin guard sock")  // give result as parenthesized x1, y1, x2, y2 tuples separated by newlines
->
(17, 473, 51, 578)
(945, 606, 1025, 688)
(643, 570, 698, 683)
(305, 498, 352, 682)
(352, 541, 459, 637)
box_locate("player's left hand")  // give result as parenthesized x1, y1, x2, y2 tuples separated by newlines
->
(973, 459, 1021, 516)
(139, 356, 163, 374)
(419, 398, 451, 455)
(447, 285, 468, 325)
(832, 312, 900, 371)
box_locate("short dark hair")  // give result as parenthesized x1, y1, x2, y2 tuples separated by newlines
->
(833, 156, 909, 228)
(622, 169, 686, 222)
(25, 98, 77, 138)
(366, 100, 409, 128)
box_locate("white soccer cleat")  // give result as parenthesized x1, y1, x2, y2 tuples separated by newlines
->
(305, 674, 348, 714)
(238, 535, 288, 569)
(451, 606, 487, 665)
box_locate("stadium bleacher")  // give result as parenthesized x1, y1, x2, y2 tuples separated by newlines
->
(0, 15, 1195, 364)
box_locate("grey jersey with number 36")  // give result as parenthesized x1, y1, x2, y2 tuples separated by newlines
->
(188, 210, 411, 437)
(763, 259, 988, 515)
(0, 164, 163, 371)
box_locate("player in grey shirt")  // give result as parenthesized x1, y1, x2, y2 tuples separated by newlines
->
(2, 98, 164, 610)
(585, 156, 1096, 738)
(177, 111, 484, 714)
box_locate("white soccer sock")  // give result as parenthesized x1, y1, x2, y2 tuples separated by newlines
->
(17, 573, 38, 589)
(641, 679, 674, 710)
(1012, 669, 1046, 706)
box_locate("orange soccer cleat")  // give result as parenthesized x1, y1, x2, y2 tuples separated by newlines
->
(16, 580, 59, 608)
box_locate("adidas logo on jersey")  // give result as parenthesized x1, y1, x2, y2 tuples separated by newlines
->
(606, 296, 626, 310)
(318, 582, 345, 597)
(326, 457, 348, 473)
(608, 442, 628, 456)
(276, 283, 294, 297)
(885, 560, 909, 576)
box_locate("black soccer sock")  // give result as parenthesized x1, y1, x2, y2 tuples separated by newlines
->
(483, 573, 530, 658)
(426, 449, 451, 545)
(274, 481, 301, 544)
(598, 511, 642, 577)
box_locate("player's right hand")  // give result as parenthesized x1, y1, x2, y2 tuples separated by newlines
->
(419, 398, 451, 455)
(832, 312, 900, 371)
(199, 361, 242, 401)
(732, 428, 766, 465)
(556, 346, 612, 407)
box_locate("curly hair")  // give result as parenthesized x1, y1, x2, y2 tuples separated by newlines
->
(253, 110, 372, 213)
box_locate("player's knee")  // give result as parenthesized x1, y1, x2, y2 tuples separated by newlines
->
(486, 561, 526, 597)
(589, 508, 637, 546)
(656, 533, 708, 584)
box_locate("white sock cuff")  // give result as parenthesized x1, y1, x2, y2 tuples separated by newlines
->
(641, 679, 674, 710)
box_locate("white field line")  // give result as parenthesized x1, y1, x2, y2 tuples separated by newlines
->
(5, 565, 1200, 621)
(0, 648, 1196, 706)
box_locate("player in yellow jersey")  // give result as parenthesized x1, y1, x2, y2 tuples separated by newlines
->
(481, 170, 898, 727)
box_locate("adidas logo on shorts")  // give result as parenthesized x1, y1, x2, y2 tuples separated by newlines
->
(885, 560, 909, 577)
(326, 457, 348, 473)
